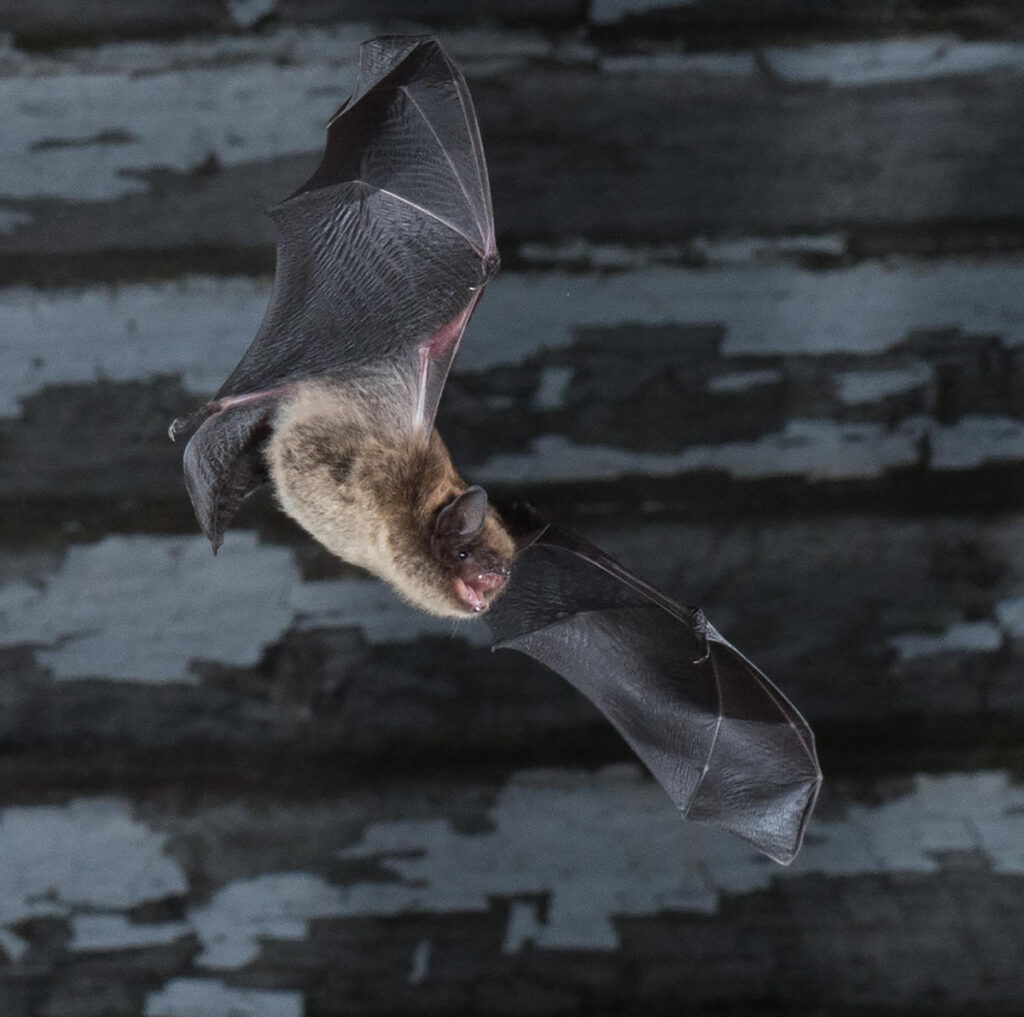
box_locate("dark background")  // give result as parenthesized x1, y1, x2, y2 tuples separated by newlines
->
(2, 2, 1024, 1015)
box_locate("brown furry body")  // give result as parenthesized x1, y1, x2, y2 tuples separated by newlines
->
(266, 377, 515, 618)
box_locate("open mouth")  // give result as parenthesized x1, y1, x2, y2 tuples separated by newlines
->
(454, 572, 507, 614)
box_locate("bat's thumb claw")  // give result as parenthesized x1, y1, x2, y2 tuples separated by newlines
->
(167, 417, 188, 441)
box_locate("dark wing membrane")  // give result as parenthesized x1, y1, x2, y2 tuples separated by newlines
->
(183, 404, 270, 550)
(217, 35, 495, 403)
(218, 182, 485, 400)
(308, 36, 494, 258)
(486, 524, 821, 865)
(177, 36, 496, 546)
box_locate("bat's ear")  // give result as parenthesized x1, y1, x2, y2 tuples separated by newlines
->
(435, 485, 488, 542)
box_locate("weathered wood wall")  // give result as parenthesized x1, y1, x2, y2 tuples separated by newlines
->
(3, 2, 1024, 1014)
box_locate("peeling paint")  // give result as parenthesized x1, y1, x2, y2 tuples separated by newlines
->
(4, 262, 1023, 418)
(191, 872, 346, 969)
(0, 799, 187, 962)
(692, 234, 848, 264)
(472, 421, 928, 484)
(502, 899, 545, 954)
(177, 768, 1024, 961)
(533, 365, 575, 409)
(0, 206, 31, 234)
(707, 369, 783, 394)
(145, 979, 303, 1017)
(7, 770, 1024, 983)
(764, 36, 1024, 86)
(517, 234, 847, 269)
(0, 26, 550, 80)
(0, 532, 480, 684)
(408, 937, 432, 984)
(995, 598, 1024, 637)
(931, 416, 1024, 470)
(5, 62, 360, 202)
(70, 913, 191, 952)
(0, 532, 298, 682)
(889, 620, 1003, 661)
(590, 0, 698, 24)
(227, 0, 278, 29)
(602, 51, 755, 76)
(0, 28, 551, 204)
(834, 364, 933, 404)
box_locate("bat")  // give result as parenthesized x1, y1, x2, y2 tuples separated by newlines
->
(169, 35, 821, 863)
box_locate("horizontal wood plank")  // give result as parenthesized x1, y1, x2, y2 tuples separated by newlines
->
(3, 770, 1024, 1014)
(3, 34, 1024, 274)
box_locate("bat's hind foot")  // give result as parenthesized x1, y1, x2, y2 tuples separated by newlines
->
(167, 404, 216, 441)
(168, 416, 191, 442)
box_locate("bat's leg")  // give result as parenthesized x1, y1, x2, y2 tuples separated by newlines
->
(168, 385, 295, 441)
(691, 608, 713, 665)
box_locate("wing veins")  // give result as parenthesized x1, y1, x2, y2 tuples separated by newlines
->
(549, 536, 819, 773)
(436, 51, 492, 247)
(359, 181, 479, 252)
(685, 655, 724, 817)
(707, 634, 820, 767)
(398, 84, 487, 251)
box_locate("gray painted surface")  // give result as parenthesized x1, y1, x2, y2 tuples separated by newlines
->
(4, 32, 1024, 272)
(2, 7, 1023, 1015)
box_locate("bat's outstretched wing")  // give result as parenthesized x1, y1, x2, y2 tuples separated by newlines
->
(486, 511, 821, 864)
(171, 35, 497, 548)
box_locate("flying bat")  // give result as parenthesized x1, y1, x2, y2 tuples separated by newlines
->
(170, 35, 821, 864)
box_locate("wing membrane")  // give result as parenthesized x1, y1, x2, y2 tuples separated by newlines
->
(486, 524, 822, 864)
(173, 36, 497, 547)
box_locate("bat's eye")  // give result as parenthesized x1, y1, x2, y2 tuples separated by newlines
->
(457, 548, 470, 560)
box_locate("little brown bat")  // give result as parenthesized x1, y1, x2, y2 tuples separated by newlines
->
(170, 35, 821, 863)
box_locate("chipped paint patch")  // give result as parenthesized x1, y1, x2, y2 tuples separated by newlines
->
(4, 262, 1023, 418)
(889, 620, 1003, 661)
(692, 233, 848, 264)
(1, 28, 550, 204)
(602, 51, 755, 76)
(533, 365, 575, 409)
(0, 532, 481, 684)
(931, 416, 1024, 470)
(8, 770, 1024, 977)
(995, 598, 1024, 637)
(227, 0, 277, 29)
(473, 421, 928, 484)
(0, 798, 187, 962)
(707, 369, 783, 394)
(0, 532, 298, 682)
(517, 233, 846, 268)
(835, 364, 933, 404)
(0, 206, 31, 234)
(0, 26, 549, 80)
(145, 979, 302, 1017)
(191, 872, 346, 969)
(502, 899, 545, 954)
(71, 913, 191, 952)
(764, 36, 1024, 86)
(5, 62, 360, 202)
(177, 768, 1024, 960)
(408, 937, 432, 984)
(192, 766, 713, 958)
(590, 0, 698, 23)
(475, 411, 1024, 483)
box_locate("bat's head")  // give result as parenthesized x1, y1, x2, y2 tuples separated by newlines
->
(431, 485, 515, 614)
